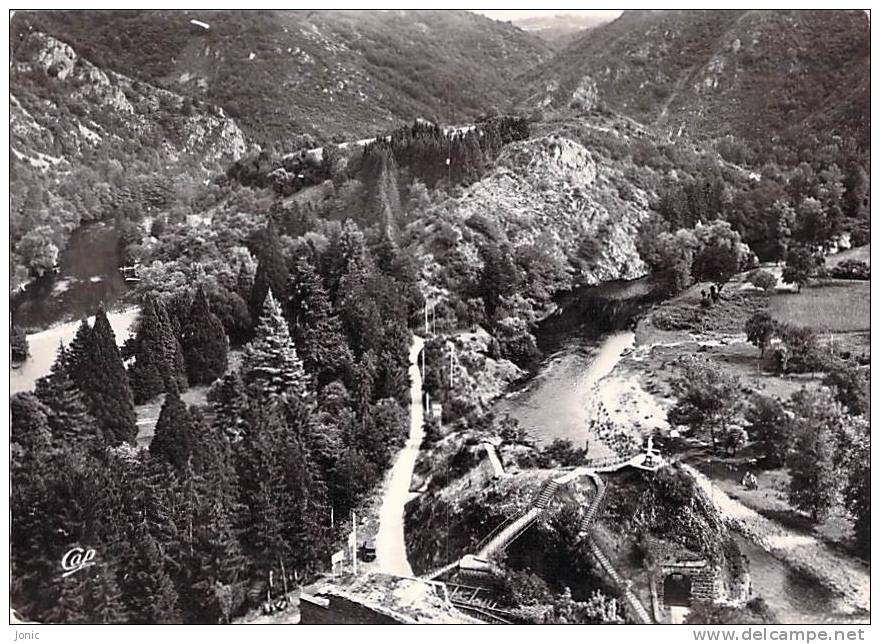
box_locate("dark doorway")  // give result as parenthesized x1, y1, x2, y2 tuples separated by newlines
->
(664, 573, 692, 607)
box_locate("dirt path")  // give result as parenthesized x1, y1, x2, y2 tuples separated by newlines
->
(684, 464, 870, 616)
(375, 335, 425, 577)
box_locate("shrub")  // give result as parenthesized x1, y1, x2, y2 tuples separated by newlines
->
(538, 439, 588, 468)
(747, 269, 777, 291)
(830, 259, 870, 280)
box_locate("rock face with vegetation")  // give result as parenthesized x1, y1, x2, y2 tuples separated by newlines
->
(9, 29, 248, 291)
(411, 134, 649, 293)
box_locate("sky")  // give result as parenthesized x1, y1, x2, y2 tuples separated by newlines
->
(472, 10, 623, 22)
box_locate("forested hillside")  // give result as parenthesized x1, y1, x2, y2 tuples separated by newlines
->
(9, 30, 247, 291)
(522, 10, 869, 145)
(15, 10, 552, 146)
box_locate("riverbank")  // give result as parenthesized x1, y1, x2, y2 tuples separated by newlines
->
(581, 268, 870, 622)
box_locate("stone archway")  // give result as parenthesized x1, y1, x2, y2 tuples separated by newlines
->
(663, 572, 692, 607)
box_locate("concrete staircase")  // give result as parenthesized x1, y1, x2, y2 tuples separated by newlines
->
(577, 473, 607, 533)
(587, 536, 653, 624)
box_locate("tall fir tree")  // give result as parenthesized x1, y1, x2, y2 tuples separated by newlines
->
(150, 389, 194, 471)
(181, 286, 229, 385)
(234, 403, 296, 572)
(124, 525, 182, 624)
(250, 222, 289, 319)
(34, 343, 99, 444)
(67, 310, 138, 445)
(208, 371, 249, 442)
(240, 291, 312, 403)
(288, 255, 352, 387)
(156, 297, 189, 392)
(129, 295, 170, 403)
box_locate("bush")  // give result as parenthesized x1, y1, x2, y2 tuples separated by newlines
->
(830, 259, 870, 280)
(538, 439, 588, 468)
(747, 269, 777, 291)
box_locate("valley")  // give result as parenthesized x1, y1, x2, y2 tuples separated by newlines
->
(8, 8, 870, 628)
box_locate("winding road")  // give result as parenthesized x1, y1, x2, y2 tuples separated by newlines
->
(374, 335, 425, 577)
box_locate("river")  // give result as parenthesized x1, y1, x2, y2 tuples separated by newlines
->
(495, 278, 655, 451)
(494, 277, 850, 624)
(11, 222, 139, 394)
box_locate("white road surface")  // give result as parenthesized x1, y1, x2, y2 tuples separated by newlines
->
(375, 335, 425, 577)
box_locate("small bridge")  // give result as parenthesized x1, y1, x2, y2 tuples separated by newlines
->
(423, 439, 666, 622)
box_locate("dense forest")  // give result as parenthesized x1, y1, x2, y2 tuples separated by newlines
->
(11, 213, 423, 623)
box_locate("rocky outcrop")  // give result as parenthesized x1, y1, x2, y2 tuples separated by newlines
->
(12, 32, 247, 168)
(413, 134, 649, 291)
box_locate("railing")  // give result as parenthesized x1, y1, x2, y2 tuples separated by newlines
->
(583, 453, 639, 470)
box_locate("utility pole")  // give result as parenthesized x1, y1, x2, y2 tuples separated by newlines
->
(351, 511, 358, 576)
(424, 301, 429, 336)
(450, 348, 455, 388)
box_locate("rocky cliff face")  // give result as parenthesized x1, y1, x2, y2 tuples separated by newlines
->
(17, 10, 552, 144)
(412, 134, 649, 292)
(11, 32, 246, 171)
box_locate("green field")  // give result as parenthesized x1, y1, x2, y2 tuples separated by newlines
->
(825, 243, 871, 268)
(769, 280, 870, 332)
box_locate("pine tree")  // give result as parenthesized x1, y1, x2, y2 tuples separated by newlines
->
(241, 291, 312, 403)
(250, 222, 289, 318)
(234, 403, 295, 571)
(181, 286, 229, 385)
(288, 256, 352, 387)
(321, 219, 369, 299)
(35, 343, 98, 444)
(208, 371, 249, 442)
(126, 525, 182, 624)
(156, 297, 188, 392)
(68, 310, 138, 445)
(129, 295, 169, 403)
(45, 560, 129, 624)
(150, 389, 193, 471)
(283, 434, 331, 571)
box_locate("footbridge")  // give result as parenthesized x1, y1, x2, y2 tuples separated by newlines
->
(423, 439, 665, 622)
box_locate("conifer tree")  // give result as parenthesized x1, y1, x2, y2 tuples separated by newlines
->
(68, 310, 138, 445)
(241, 291, 312, 403)
(208, 371, 249, 442)
(46, 560, 129, 624)
(150, 389, 193, 471)
(250, 222, 289, 318)
(129, 295, 169, 403)
(182, 286, 229, 385)
(156, 297, 188, 392)
(126, 525, 182, 624)
(235, 403, 295, 571)
(35, 343, 98, 444)
(283, 435, 331, 571)
(288, 256, 352, 387)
